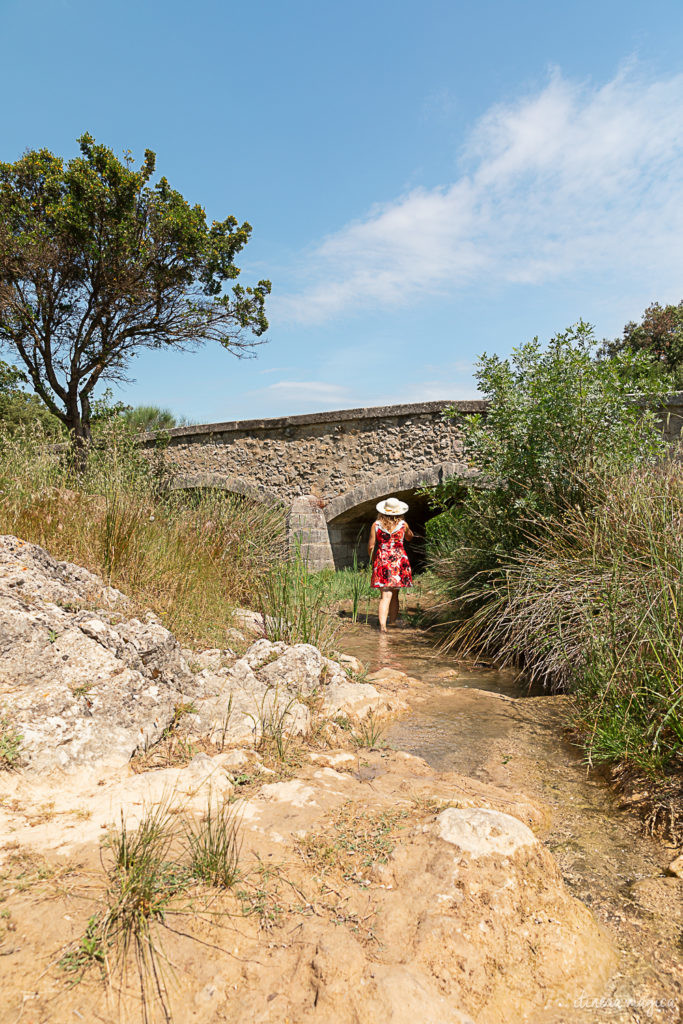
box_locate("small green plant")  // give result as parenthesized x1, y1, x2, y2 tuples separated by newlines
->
(184, 796, 242, 889)
(70, 682, 94, 698)
(165, 701, 197, 736)
(59, 915, 106, 979)
(250, 688, 299, 762)
(0, 715, 22, 769)
(351, 710, 386, 750)
(215, 694, 234, 752)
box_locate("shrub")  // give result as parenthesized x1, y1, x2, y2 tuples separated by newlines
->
(428, 322, 671, 609)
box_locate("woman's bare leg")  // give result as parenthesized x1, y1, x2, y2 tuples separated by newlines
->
(389, 589, 400, 624)
(378, 589, 392, 632)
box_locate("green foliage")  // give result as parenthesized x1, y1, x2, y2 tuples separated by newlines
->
(444, 466, 683, 778)
(0, 134, 270, 446)
(59, 915, 106, 977)
(429, 322, 670, 606)
(0, 358, 63, 435)
(601, 300, 683, 387)
(122, 405, 182, 432)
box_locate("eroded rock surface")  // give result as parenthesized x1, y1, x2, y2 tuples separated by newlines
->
(0, 536, 200, 770)
(0, 537, 402, 771)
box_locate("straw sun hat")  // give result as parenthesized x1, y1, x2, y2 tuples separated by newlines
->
(376, 496, 409, 516)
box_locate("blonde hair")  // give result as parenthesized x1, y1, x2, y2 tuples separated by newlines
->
(377, 512, 403, 532)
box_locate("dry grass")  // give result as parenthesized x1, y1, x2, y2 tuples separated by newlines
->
(296, 801, 408, 886)
(0, 423, 285, 648)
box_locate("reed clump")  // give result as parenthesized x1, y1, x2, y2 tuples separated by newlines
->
(434, 464, 683, 781)
(0, 423, 285, 648)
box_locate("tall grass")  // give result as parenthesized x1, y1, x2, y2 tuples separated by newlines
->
(433, 464, 683, 778)
(259, 545, 339, 653)
(0, 423, 285, 647)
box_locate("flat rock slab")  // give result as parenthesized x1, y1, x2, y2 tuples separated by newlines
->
(435, 806, 538, 858)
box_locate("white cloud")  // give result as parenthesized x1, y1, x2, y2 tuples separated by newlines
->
(259, 380, 350, 404)
(275, 66, 683, 325)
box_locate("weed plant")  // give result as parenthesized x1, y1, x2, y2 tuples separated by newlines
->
(98, 802, 186, 1021)
(184, 797, 242, 889)
(250, 687, 300, 763)
(63, 797, 245, 1019)
(0, 422, 284, 647)
(351, 710, 387, 749)
(0, 714, 22, 769)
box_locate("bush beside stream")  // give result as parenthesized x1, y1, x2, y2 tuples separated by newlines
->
(426, 325, 683, 802)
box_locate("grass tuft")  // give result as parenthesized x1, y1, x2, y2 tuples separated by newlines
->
(351, 710, 387, 749)
(184, 797, 242, 889)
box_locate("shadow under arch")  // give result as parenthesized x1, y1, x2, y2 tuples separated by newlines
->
(325, 462, 472, 570)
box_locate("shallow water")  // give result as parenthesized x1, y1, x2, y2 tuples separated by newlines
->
(338, 621, 683, 1024)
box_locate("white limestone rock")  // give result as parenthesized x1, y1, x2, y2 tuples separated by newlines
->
(322, 681, 383, 719)
(435, 807, 538, 859)
(258, 643, 326, 695)
(0, 536, 201, 772)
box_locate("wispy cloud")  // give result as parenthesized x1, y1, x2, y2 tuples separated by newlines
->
(258, 380, 351, 404)
(275, 66, 683, 325)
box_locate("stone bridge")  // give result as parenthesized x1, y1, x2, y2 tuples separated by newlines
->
(143, 395, 683, 570)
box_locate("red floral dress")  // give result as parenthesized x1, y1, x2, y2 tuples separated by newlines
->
(371, 520, 413, 589)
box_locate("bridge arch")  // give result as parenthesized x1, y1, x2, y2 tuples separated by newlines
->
(168, 472, 284, 509)
(325, 462, 472, 570)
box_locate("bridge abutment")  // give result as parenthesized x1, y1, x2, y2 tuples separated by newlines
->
(287, 495, 335, 570)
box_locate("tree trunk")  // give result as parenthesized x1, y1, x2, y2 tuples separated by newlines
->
(65, 400, 92, 475)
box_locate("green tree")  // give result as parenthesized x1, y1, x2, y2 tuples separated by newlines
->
(122, 405, 182, 432)
(0, 134, 270, 464)
(600, 301, 683, 387)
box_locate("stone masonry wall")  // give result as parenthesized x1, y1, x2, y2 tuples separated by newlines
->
(143, 401, 486, 508)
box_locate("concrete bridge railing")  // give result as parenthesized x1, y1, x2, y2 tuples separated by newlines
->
(145, 394, 683, 570)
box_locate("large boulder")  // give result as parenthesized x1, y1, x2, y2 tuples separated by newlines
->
(0, 536, 201, 771)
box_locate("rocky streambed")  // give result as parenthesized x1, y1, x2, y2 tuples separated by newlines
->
(0, 536, 680, 1024)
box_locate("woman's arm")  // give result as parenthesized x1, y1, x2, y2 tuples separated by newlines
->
(367, 522, 377, 561)
(403, 520, 414, 542)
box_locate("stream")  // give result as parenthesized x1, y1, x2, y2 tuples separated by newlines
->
(338, 621, 682, 1024)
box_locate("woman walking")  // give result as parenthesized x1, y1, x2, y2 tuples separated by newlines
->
(368, 496, 414, 632)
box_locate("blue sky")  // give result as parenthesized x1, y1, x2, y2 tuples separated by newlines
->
(2, 0, 683, 422)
